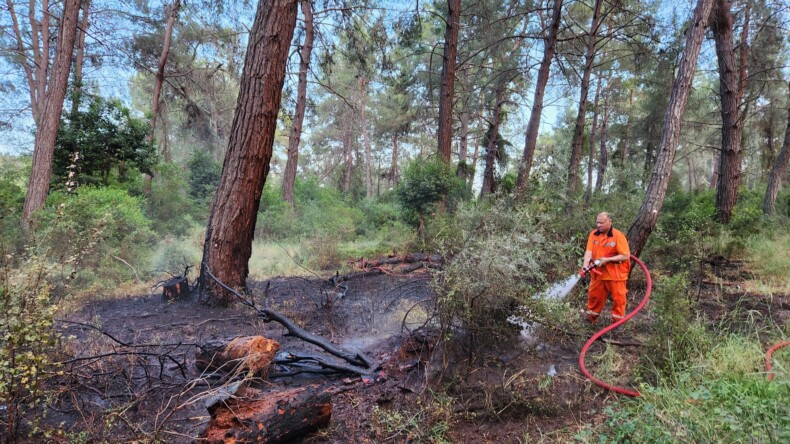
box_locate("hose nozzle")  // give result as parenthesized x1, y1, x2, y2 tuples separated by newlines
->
(579, 259, 602, 277)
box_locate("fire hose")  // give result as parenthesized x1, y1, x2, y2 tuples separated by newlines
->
(578, 254, 788, 397)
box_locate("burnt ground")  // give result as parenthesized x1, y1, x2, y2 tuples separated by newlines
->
(36, 257, 790, 443)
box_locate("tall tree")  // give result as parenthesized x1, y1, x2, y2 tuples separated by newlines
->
(712, 0, 748, 223)
(627, 0, 715, 257)
(514, 0, 563, 200)
(566, 0, 603, 196)
(18, 0, 82, 230)
(198, 0, 298, 306)
(148, 0, 182, 160)
(437, 0, 461, 163)
(763, 81, 790, 214)
(283, 0, 314, 206)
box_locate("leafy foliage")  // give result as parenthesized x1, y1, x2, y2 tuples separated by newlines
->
(396, 156, 469, 227)
(0, 254, 60, 440)
(53, 92, 156, 189)
(187, 150, 222, 204)
(35, 187, 155, 291)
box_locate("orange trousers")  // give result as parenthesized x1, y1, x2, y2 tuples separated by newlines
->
(587, 279, 627, 323)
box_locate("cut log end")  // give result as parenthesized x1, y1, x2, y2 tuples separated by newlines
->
(163, 276, 191, 301)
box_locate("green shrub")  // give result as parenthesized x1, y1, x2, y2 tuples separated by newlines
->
(640, 273, 711, 380)
(432, 200, 576, 355)
(396, 156, 469, 227)
(0, 254, 60, 440)
(35, 187, 156, 291)
(187, 149, 221, 204)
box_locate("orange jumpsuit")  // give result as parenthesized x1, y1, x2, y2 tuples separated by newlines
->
(585, 227, 630, 323)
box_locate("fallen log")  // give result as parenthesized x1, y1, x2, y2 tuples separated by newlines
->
(199, 384, 333, 444)
(195, 336, 280, 377)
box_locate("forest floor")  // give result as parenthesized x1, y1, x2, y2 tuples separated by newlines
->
(42, 256, 790, 443)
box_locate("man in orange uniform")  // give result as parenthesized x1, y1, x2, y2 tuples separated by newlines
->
(583, 212, 631, 324)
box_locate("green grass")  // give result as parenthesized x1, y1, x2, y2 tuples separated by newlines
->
(577, 335, 790, 443)
(744, 231, 790, 293)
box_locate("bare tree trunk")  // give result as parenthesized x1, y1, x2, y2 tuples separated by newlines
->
(627, 0, 714, 257)
(361, 77, 373, 198)
(763, 82, 790, 214)
(470, 134, 480, 189)
(342, 108, 353, 193)
(149, 0, 181, 144)
(199, 0, 298, 306)
(514, 0, 563, 200)
(567, 0, 603, 196)
(21, 0, 81, 231)
(437, 0, 461, 163)
(70, 0, 90, 116)
(388, 133, 400, 186)
(596, 80, 611, 193)
(712, 0, 748, 224)
(283, 0, 314, 206)
(585, 76, 602, 203)
(480, 80, 506, 198)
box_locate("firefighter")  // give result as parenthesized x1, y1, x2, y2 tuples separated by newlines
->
(582, 212, 631, 324)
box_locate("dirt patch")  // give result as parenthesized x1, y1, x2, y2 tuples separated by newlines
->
(37, 259, 789, 443)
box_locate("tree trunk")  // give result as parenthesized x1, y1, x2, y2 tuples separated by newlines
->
(627, 0, 714, 257)
(198, 0, 298, 306)
(388, 133, 400, 186)
(21, 0, 82, 231)
(763, 82, 790, 214)
(514, 0, 563, 201)
(200, 384, 332, 444)
(70, 0, 90, 117)
(712, 0, 747, 224)
(585, 76, 602, 203)
(567, 0, 603, 196)
(361, 77, 373, 198)
(437, 0, 461, 163)
(479, 79, 507, 198)
(282, 0, 314, 206)
(149, 0, 181, 144)
(596, 80, 610, 193)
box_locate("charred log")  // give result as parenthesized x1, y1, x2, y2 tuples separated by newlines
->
(195, 336, 280, 377)
(199, 384, 333, 444)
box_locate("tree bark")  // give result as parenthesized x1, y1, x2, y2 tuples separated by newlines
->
(283, 0, 314, 206)
(437, 0, 461, 163)
(712, 0, 747, 224)
(596, 81, 610, 194)
(585, 76, 602, 202)
(388, 133, 400, 186)
(763, 82, 790, 214)
(627, 0, 714, 257)
(479, 78, 507, 198)
(361, 77, 373, 198)
(198, 0, 298, 306)
(21, 0, 82, 231)
(514, 0, 563, 201)
(200, 384, 332, 444)
(149, 0, 181, 145)
(567, 0, 603, 196)
(70, 0, 90, 117)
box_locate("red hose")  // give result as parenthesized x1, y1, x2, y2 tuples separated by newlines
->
(766, 341, 790, 382)
(579, 255, 789, 395)
(579, 254, 652, 397)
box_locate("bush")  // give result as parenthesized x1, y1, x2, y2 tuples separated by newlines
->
(35, 187, 156, 292)
(432, 200, 576, 356)
(396, 156, 469, 227)
(640, 273, 711, 380)
(0, 254, 60, 440)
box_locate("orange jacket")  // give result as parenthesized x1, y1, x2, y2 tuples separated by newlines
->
(586, 227, 630, 281)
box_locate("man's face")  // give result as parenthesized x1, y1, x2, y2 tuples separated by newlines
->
(596, 214, 611, 232)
